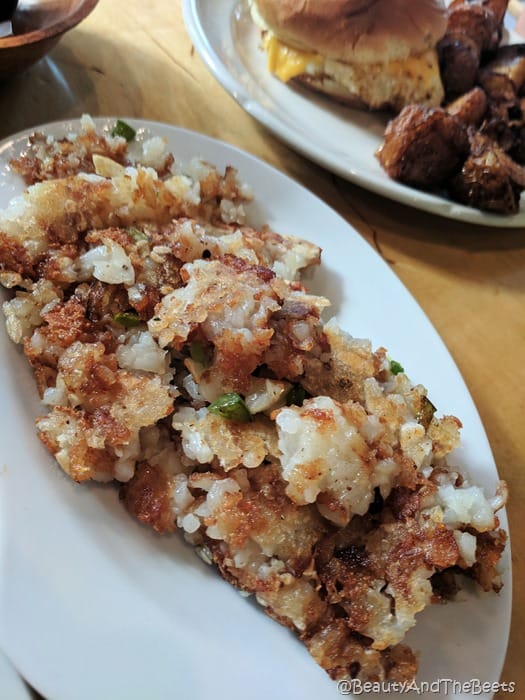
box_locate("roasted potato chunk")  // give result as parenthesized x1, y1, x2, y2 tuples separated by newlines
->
(449, 132, 525, 213)
(377, 106, 469, 187)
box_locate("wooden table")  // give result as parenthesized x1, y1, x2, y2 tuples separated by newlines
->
(1, 1, 523, 698)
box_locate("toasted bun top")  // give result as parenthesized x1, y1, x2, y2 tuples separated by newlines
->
(250, 0, 448, 64)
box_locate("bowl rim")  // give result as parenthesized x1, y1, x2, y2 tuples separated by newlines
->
(0, 0, 99, 48)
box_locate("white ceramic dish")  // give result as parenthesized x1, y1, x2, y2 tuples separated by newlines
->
(182, 0, 525, 228)
(0, 118, 511, 700)
(0, 651, 32, 700)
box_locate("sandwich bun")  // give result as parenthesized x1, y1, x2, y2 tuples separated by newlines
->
(251, 0, 448, 65)
(250, 0, 448, 111)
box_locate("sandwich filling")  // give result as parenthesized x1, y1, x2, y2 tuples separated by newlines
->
(262, 32, 444, 110)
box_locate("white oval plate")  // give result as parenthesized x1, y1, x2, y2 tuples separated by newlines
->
(0, 119, 511, 700)
(182, 0, 525, 228)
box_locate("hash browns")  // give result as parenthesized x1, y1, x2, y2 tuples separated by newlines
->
(0, 115, 508, 684)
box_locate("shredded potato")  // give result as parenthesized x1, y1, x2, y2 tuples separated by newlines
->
(0, 116, 508, 685)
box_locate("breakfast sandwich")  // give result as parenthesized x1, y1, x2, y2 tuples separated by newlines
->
(249, 0, 448, 111)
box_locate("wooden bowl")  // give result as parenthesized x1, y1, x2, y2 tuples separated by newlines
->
(0, 0, 99, 81)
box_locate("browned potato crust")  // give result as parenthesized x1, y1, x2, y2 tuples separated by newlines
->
(377, 106, 469, 187)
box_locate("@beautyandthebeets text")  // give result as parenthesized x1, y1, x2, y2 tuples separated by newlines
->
(337, 678, 516, 695)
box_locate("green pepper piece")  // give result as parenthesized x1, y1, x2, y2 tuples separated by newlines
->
(416, 396, 436, 430)
(390, 360, 405, 376)
(127, 226, 149, 242)
(286, 383, 306, 407)
(111, 119, 136, 142)
(208, 393, 252, 422)
(114, 311, 141, 328)
(189, 341, 208, 366)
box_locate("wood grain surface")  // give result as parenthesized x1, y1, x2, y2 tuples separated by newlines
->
(0, 1, 522, 698)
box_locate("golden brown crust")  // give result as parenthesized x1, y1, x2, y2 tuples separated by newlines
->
(121, 462, 179, 534)
(251, 0, 448, 64)
(376, 105, 470, 186)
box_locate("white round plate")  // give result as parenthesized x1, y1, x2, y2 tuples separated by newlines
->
(0, 118, 511, 700)
(182, 0, 525, 228)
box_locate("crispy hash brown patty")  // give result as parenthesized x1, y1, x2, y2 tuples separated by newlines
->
(0, 115, 508, 683)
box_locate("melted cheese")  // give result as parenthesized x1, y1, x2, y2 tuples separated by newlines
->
(263, 34, 440, 107)
(264, 35, 323, 82)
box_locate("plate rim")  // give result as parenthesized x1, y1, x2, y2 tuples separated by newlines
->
(0, 651, 32, 700)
